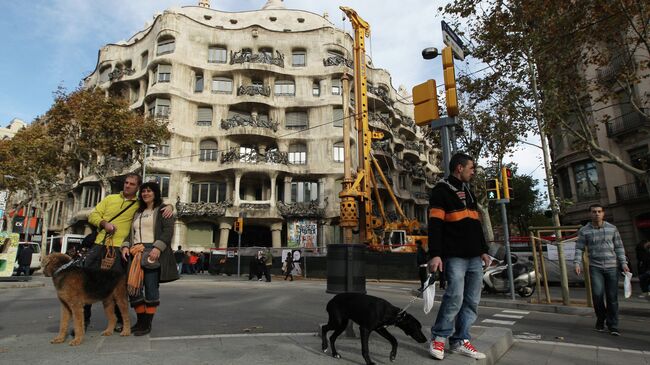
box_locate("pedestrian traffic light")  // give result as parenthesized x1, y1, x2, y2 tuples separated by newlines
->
(486, 179, 500, 200)
(412, 79, 440, 126)
(501, 167, 513, 200)
(234, 217, 243, 234)
(442, 47, 458, 117)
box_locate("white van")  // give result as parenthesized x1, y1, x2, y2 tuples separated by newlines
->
(46, 234, 86, 255)
(14, 242, 41, 275)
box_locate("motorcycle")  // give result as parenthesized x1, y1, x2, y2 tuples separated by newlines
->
(482, 254, 536, 297)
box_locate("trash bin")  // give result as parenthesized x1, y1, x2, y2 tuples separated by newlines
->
(326, 244, 366, 294)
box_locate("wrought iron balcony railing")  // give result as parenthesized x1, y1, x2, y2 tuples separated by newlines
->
(606, 110, 649, 137)
(237, 84, 271, 97)
(108, 67, 136, 81)
(175, 200, 232, 218)
(220, 147, 288, 165)
(221, 115, 279, 132)
(277, 200, 326, 218)
(614, 181, 649, 202)
(323, 55, 353, 68)
(230, 50, 284, 68)
(367, 85, 393, 107)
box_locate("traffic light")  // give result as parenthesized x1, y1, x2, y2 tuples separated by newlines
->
(234, 217, 243, 234)
(501, 167, 513, 200)
(486, 179, 500, 200)
(442, 47, 458, 117)
(412, 79, 440, 126)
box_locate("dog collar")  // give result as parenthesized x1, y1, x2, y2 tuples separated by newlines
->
(53, 260, 76, 277)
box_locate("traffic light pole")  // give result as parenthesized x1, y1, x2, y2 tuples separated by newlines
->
(430, 117, 457, 175)
(237, 231, 242, 277)
(497, 199, 516, 300)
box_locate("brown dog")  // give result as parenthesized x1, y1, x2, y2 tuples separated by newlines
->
(43, 253, 131, 345)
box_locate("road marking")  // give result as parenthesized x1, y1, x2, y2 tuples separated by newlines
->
(151, 332, 317, 341)
(515, 339, 649, 354)
(481, 319, 516, 325)
(399, 287, 412, 290)
(502, 309, 529, 315)
(493, 314, 524, 319)
(379, 286, 392, 289)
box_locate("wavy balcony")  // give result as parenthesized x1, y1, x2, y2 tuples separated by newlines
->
(175, 200, 232, 218)
(221, 148, 288, 165)
(276, 200, 326, 218)
(237, 84, 271, 97)
(221, 115, 279, 133)
(323, 55, 353, 68)
(230, 50, 284, 68)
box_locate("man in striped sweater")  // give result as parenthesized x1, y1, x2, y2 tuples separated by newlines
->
(574, 204, 630, 336)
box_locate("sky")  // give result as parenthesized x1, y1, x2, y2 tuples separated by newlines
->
(0, 0, 547, 199)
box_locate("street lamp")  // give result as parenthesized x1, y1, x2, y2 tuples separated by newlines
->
(135, 140, 157, 182)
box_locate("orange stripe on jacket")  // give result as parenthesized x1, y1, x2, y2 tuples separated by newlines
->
(429, 208, 445, 220)
(445, 209, 480, 222)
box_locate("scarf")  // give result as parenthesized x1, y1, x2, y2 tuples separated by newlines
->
(127, 244, 145, 296)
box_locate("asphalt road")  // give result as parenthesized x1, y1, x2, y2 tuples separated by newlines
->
(1, 274, 648, 356)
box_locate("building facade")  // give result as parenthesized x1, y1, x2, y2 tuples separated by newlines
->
(52, 1, 440, 251)
(550, 36, 650, 266)
(0, 118, 26, 140)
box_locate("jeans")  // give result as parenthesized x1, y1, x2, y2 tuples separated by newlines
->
(589, 266, 619, 330)
(177, 262, 183, 274)
(130, 244, 161, 306)
(431, 256, 483, 345)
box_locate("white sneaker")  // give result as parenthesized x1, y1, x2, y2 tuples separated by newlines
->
(450, 340, 486, 359)
(429, 337, 445, 360)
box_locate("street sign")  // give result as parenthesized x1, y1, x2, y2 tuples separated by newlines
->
(441, 20, 465, 61)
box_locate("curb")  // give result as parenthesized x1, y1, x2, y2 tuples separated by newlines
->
(0, 281, 45, 289)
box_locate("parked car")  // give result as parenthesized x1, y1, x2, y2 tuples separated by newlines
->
(14, 242, 41, 275)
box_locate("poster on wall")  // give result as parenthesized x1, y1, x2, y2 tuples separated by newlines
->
(287, 219, 318, 248)
(0, 232, 19, 277)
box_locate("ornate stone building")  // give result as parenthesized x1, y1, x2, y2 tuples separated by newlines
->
(59, 0, 440, 250)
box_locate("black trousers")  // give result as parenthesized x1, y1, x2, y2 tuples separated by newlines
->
(83, 244, 126, 324)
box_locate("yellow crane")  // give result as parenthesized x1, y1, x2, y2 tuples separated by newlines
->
(338, 6, 425, 252)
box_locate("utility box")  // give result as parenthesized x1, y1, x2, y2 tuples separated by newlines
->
(326, 244, 367, 294)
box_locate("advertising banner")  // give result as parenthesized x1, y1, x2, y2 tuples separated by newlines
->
(287, 219, 317, 248)
(0, 232, 19, 277)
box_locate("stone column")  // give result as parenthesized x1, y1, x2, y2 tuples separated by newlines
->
(174, 220, 187, 250)
(318, 178, 326, 205)
(270, 172, 278, 207)
(234, 172, 242, 206)
(218, 222, 232, 248)
(284, 176, 293, 203)
(270, 222, 283, 248)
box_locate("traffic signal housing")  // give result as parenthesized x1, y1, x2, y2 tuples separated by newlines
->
(501, 167, 513, 200)
(234, 217, 243, 234)
(486, 179, 500, 200)
(442, 47, 458, 117)
(412, 79, 440, 126)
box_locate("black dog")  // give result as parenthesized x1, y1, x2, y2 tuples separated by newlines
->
(321, 293, 427, 365)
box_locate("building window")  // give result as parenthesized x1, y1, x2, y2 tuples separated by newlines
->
(82, 185, 101, 208)
(191, 182, 226, 203)
(148, 98, 170, 118)
(333, 142, 344, 162)
(399, 174, 407, 189)
(147, 174, 170, 198)
(331, 78, 342, 95)
(274, 80, 295, 96)
(208, 46, 227, 63)
(156, 64, 171, 83)
(157, 37, 175, 55)
(312, 82, 320, 97)
(195, 73, 204, 92)
(152, 140, 170, 157)
(291, 181, 319, 203)
(333, 107, 343, 127)
(99, 66, 111, 83)
(141, 51, 149, 70)
(285, 111, 308, 129)
(288, 143, 307, 165)
(573, 160, 599, 201)
(558, 168, 572, 199)
(197, 107, 213, 126)
(48, 200, 64, 227)
(212, 77, 233, 93)
(292, 50, 306, 67)
(199, 140, 218, 161)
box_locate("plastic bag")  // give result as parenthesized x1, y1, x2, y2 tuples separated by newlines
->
(623, 272, 633, 299)
(423, 273, 436, 314)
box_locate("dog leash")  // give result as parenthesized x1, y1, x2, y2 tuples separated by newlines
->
(53, 258, 83, 277)
(397, 277, 437, 316)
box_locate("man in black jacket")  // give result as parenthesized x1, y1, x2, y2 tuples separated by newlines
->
(426, 153, 491, 360)
(16, 243, 34, 276)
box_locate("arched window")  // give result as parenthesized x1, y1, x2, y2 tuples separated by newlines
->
(199, 140, 218, 161)
(289, 143, 307, 165)
(156, 36, 175, 55)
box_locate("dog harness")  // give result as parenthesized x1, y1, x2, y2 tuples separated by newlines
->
(52, 258, 82, 277)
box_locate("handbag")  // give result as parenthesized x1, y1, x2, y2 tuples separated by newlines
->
(100, 245, 116, 270)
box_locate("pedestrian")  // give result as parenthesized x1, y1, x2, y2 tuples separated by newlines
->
(121, 181, 177, 336)
(248, 251, 263, 280)
(174, 246, 185, 274)
(16, 243, 33, 276)
(182, 251, 191, 274)
(263, 248, 273, 282)
(427, 153, 490, 360)
(196, 251, 204, 274)
(284, 252, 294, 281)
(574, 204, 630, 336)
(416, 240, 428, 291)
(189, 251, 198, 274)
(83, 173, 173, 332)
(636, 240, 650, 299)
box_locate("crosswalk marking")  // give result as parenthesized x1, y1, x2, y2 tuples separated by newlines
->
(481, 319, 516, 326)
(493, 313, 524, 319)
(502, 309, 529, 315)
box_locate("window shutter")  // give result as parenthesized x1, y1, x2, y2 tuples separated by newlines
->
(158, 64, 172, 73)
(197, 107, 212, 122)
(286, 112, 307, 128)
(333, 108, 344, 127)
